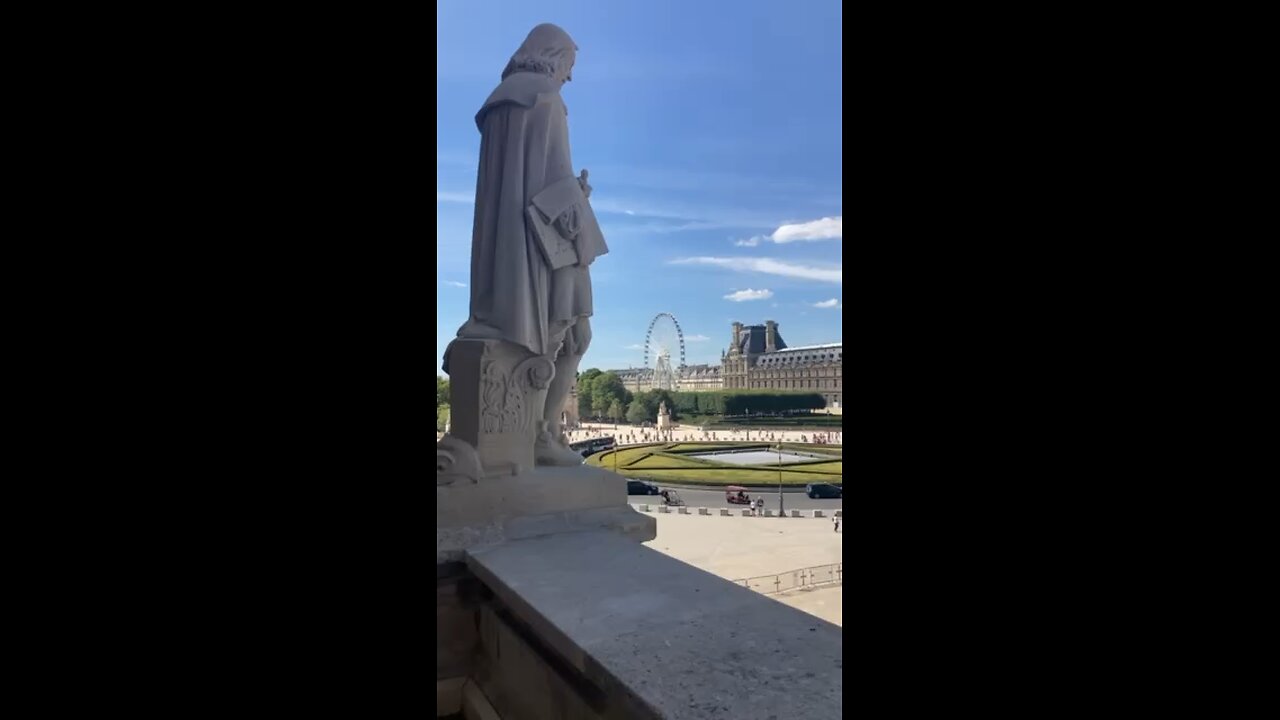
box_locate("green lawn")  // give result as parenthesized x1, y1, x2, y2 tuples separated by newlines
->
(587, 441, 843, 486)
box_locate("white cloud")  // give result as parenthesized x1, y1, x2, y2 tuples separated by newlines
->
(772, 216, 842, 243)
(686, 334, 711, 342)
(587, 194, 781, 231)
(443, 280, 468, 288)
(437, 191, 473, 204)
(723, 288, 774, 302)
(624, 343, 645, 350)
(813, 299, 841, 308)
(672, 257, 842, 284)
(733, 216, 842, 246)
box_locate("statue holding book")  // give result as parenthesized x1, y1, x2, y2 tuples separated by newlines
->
(443, 23, 606, 472)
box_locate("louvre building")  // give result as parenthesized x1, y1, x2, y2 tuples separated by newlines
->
(607, 320, 842, 409)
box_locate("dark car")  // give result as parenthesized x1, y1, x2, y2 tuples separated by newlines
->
(806, 483, 842, 499)
(627, 480, 661, 496)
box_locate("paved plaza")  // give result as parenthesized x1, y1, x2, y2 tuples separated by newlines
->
(643, 512, 843, 626)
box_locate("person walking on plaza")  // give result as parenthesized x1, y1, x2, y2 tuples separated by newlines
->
(833, 515, 840, 532)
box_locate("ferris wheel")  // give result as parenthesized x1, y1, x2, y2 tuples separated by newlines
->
(643, 313, 687, 390)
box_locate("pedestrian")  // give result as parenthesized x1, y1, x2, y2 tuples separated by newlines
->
(833, 515, 840, 533)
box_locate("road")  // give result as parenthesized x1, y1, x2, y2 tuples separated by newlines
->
(629, 487, 842, 511)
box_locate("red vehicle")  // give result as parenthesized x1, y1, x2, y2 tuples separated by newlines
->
(725, 486, 752, 505)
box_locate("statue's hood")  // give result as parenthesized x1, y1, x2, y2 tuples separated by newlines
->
(476, 72, 563, 130)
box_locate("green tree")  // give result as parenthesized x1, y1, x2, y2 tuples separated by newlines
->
(436, 403, 450, 432)
(592, 393, 610, 417)
(590, 372, 628, 419)
(437, 376, 450, 408)
(625, 399, 647, 424)
(577, 368, 602, 418)
(607, 399, 623, 422)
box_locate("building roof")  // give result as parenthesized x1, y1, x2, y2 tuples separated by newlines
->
(774, 343, 842, 352)
(736, 324, 787, 355)
(755, 343, 842, 368)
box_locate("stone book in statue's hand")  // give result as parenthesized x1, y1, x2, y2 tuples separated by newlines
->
(527, 175, 594, 270)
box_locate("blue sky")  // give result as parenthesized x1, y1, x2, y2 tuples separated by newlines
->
(437, 0, 842, 376)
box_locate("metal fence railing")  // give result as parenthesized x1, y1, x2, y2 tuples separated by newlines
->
(732, 562, 842, 595)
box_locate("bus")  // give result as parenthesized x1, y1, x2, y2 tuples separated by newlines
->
(569, 436, 615, 458)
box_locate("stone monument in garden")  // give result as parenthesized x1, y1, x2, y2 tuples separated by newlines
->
(656, 400, 672, 431)
(437, 24, 652, 561)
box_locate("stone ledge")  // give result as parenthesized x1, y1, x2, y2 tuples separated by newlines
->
(438, 464, 625, 530)
(466, 531, 842, 719)
(437, 464, 655, 563)
(436, 505, 656, 564)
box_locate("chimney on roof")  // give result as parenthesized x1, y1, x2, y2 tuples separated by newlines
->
(765, 320, 777, 352)
(731, 322, 743, 353)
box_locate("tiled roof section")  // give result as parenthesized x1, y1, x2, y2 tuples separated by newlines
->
(737, 325, 787, 354)
(755, 343, 842, 368)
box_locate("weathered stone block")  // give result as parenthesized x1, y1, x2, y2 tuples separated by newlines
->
(443, 338, 554, 476)
(437, 464, 655, 563)
(437, 575, 478, 681)
(476, 603, 598, 719)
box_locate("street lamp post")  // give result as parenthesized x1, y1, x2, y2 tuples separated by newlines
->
(777, 442, 784, 516)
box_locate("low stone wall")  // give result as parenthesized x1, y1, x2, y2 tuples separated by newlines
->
(634, 505, 837, 519)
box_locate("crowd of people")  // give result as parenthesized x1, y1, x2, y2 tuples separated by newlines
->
(562, 423, 841, 446)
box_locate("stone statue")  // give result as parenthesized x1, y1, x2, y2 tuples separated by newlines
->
(657, 401, 672, 431)
(443, 23, 607, 471)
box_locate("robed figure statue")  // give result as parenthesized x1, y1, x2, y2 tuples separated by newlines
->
(446, 23, 606, 467)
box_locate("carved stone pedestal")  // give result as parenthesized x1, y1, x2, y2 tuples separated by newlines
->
(443, 338, 554, 476)
(438, 337, 655, 564)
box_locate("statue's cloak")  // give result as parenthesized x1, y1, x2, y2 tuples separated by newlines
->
(452, 71, 607, 362)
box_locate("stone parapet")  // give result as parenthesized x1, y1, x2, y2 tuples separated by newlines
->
(466, 530, 842, 718)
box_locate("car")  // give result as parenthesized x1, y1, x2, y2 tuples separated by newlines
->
(806, 483, 842, 499)
(627, 480, 661, 496)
